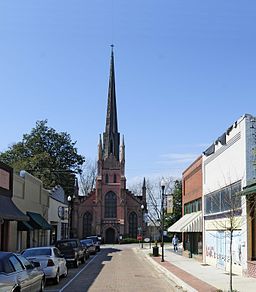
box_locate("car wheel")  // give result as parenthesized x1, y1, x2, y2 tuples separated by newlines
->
(63, 266, 68, 278)
(73, 259, 79, 268)
(54, 271, 60, 284)
(81, 255, 86, 264)
(39, 278, 45, 292)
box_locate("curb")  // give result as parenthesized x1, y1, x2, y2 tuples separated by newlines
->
(134, 248, 197, 292)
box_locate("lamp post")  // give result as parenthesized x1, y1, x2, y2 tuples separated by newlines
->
(67, 195, 72, 238)
(161, 179, 166, 262)
(141, 204, 144, 248)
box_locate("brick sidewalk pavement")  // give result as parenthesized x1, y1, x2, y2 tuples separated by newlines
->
(137, 246, 256, 292)
(152, 256, 216, 292)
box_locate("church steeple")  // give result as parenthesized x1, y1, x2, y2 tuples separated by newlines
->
(103, 46, 120, 160)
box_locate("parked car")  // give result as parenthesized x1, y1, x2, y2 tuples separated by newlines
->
(55, 239, 86, 268)
(79, 241, 90, 259)
(86, 236, 101, 252)
(22, 247, 68, 284)
(0, 251, 45, 292)
(80, 239, 97, 255)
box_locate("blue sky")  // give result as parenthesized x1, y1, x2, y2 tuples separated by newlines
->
(0, 1, 256, 186)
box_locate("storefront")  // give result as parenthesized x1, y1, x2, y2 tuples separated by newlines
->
(0, 161, 28, 251)
(242, 182, 256, 278)
(168, 211, 203, 259)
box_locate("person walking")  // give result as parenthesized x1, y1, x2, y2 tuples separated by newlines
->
(172, 234, 179, 252)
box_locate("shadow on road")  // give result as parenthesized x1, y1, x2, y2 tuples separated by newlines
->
(62, 247, 122, 292)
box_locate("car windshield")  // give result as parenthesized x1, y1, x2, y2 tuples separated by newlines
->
(86, 237, 97, 243)
(57, 241, 78, 248)
(22, 248, 51, 257)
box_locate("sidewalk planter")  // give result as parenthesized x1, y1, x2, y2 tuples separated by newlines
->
(153, 246, 159, 257)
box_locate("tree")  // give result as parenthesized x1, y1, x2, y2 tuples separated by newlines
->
(0, 120, 85, 196)
(78, 159, 97, 196)
(204, 181, 255, 292)
(129, 177, 182, 234)
(165, 179, 182, 229)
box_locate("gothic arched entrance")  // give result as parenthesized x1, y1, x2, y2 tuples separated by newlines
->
(105, 228, 115, 243)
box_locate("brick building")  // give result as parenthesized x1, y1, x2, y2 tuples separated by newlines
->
(182, 156, 203, 259)
(71, 49, 147, 243)
(168, 156, 203, 260)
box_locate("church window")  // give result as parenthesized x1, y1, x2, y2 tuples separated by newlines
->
(129, 212, 138, 239)
(105, 174, 109, 183)
(105, 192, 117, 218)
(114, 174, 117, 183)
(110, 140, 113, 154)
(83, 212, 92, 237)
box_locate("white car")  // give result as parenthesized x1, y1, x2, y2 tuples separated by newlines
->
(22, 246, 68, 284)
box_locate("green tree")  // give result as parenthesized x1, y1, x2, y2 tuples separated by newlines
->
(0, 120, 85, 196)
(165, 179, 182, 229)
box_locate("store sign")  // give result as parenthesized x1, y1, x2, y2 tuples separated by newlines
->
(0, 169, 10, 190)
(58, 206, 69, 220)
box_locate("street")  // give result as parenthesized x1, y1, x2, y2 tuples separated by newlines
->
(45, 244, 179, 292)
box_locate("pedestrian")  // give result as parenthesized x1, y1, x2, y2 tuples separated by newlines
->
(172, 234, 179, 252)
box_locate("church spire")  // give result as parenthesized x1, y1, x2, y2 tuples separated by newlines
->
(103, 46, 120, 160)
(98, 134, 102, 161)
(105, 45, 118, 134)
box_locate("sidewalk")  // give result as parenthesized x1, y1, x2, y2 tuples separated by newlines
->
(136, 245, 256, 292)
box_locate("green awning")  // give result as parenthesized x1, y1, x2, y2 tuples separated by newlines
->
(27, 212, 52, 230)
(18, 221, 33, 231)
(0, 195, 29, 221)
(242, 183, 256, 196)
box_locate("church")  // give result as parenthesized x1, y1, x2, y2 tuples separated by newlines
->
(71, 49, 147, 243)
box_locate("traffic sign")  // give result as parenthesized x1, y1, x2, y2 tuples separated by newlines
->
(137, 235, 142, 241)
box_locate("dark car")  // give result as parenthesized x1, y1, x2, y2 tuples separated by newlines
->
(55, 239, 86, 268)
(0, 252, 45, 292)
(86, 236, 101, 252)
(80, 239, 97, 255)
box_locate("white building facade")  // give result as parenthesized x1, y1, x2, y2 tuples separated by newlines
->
(48, 186, 69, 244)
(203, 114, 256, 276)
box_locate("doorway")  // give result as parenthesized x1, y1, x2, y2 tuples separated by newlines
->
(105, 228, 115, 243)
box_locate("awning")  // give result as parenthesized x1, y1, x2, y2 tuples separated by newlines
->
(27, 212, 52, 230)
(242, 183, 256, 196)
(0, 195, 29, 221)
(168, 211, 202, 233)
(18, 221, 34, 231)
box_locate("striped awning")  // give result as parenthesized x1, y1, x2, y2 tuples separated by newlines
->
(167, 211, 202, 233)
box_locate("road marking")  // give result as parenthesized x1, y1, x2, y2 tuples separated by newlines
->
(59, 255, 99, 292)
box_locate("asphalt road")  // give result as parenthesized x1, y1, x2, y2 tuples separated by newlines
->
(45, 244, 178, 292)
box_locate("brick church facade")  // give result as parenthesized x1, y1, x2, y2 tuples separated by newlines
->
(71, 49, 147, 243)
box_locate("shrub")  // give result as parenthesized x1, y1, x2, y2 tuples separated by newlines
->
(121, 238, 139, 244)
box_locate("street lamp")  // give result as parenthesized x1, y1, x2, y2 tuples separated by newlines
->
(160, 178, 166, 262)
(141, 204, 144, 248)
(67, 195, 72, 238)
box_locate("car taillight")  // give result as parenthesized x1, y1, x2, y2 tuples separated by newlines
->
(47, 259, 55, 267)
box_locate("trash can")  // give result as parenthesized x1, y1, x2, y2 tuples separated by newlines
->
(153, 246, 159, 257)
